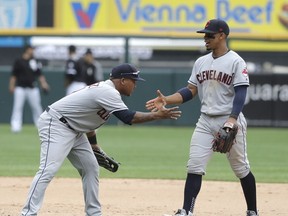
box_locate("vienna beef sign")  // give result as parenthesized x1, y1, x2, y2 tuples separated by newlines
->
(55, 0, 288, 38)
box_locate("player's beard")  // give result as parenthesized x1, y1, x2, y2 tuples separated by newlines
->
(205, 43, 212, 51)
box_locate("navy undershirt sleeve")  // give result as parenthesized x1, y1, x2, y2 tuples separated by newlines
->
(230, 85, 248, 119)
(113, 109, 136, 125)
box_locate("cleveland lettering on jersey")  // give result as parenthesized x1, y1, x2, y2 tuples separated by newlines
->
(196, 70, 234, 85)
(97, 108, 110, 120)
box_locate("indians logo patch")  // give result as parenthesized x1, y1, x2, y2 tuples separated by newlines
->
(242, 67, 248, 80)
(242, 68, 248, 75)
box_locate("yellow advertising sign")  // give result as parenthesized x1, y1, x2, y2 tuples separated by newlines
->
(108, 0, 279, 34)
(55, 0, 288, 38)
(55, 0, 108, 30)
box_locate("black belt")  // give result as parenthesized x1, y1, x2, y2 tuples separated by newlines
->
(45, 107, 75, 131)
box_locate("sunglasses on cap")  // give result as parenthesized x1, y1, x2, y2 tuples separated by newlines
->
(119, 71, 145, 81)
(120, 71, 140, 76)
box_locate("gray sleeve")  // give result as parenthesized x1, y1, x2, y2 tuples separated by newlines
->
(233, 59, 250, 87)
(188, 59, 199, 86)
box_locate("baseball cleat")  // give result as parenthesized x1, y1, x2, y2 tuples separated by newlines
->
(175, 209, 193, 216)
(246, 210, 259, 216)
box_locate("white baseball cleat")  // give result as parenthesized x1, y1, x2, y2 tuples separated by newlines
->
(246, 210, 259, 216)
(163, 209, 193, 216)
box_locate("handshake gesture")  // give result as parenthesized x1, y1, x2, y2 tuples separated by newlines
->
(146, 90, 181, 120)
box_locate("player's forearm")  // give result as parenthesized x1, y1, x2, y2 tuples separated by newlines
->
(165, 93, 184, 105)
(39, 75, 49, 89)
(86, 131, 98, 145)
(131, 111, 163, 124)
(166, 84, 197, 105)
(9, 76, 16, 93)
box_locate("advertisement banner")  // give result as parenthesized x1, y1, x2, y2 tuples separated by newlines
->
(244, 74, 288, 127)
(0, 0, 35, 29)
(55, 0, 108, 29)
(55, 0, 288, 38)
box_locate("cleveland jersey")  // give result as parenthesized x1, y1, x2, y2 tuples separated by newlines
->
(50, 80, 128, 132)
(188, 50, 249, 116)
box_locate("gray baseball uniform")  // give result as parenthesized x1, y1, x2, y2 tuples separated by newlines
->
(166, 18, 258, 216)
(21, 80, 129, 216)
(187, 50, 250, 178)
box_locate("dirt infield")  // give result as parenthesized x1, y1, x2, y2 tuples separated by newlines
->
(0, 177, 287, 216)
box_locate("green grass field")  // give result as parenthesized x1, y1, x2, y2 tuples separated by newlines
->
(0, 124, 287, 183)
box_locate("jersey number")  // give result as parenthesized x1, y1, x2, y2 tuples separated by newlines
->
(97, 108, 110, 120)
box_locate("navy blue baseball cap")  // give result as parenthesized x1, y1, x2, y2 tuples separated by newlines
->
(110, 63, 145, 81)
(197, 19, 230, 35)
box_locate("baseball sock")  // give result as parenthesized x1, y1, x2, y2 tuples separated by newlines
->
(240, 171, 257, 212)
(183, 173, 202, 214)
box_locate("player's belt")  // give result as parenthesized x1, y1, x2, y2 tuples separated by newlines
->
(45, 107, 75, 131)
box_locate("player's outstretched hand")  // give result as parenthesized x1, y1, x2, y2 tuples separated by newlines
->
(146, 90, 166, 112)
(156, 105, 181, 120)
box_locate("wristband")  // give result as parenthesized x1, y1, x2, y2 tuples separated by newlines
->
(177, 87, 193, 103)
(229, 114, 238, 120)
(88, 135, 97, 144)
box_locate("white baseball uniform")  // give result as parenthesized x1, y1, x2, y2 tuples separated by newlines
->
(21, 80, 129, 216)
(187, 50, 250, 178)
(65, 56, 87, 95)
(10, 58, 43, 132)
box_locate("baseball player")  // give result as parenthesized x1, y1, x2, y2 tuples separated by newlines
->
(146, 19, 258, 216)
(65, 47, 104, 95)
(20, 63, 181, 216)
(9, 45, 50, 133)
(64, 45, 86, 95)
(76, 48, 104, 85)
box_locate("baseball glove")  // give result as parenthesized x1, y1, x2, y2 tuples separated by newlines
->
(93, 149, 120, 172)
(212, 122, 238, 153)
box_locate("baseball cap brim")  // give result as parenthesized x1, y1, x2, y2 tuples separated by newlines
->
(132, 77, 146, 81)
(196, 29, 218, 34)
(196, 19, 230, 35)
(123, 73, 146, 81)
(110, 63, 145, 81)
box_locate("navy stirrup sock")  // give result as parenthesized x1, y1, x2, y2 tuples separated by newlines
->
(183, 173, 202, 214)
(240, 172, 257, 212)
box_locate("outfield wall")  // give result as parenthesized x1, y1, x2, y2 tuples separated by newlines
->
(0, 68, 201, 127)
(0, 69, 287, 127)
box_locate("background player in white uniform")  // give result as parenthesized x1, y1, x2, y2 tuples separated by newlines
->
(75, 48, 104, 86)
(146, 19, 258, 216)
(64, 45, 86, 95)
(9, 45, 50, 133)
(65, 47, 104, 95)
(21, 63, 181, 216)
